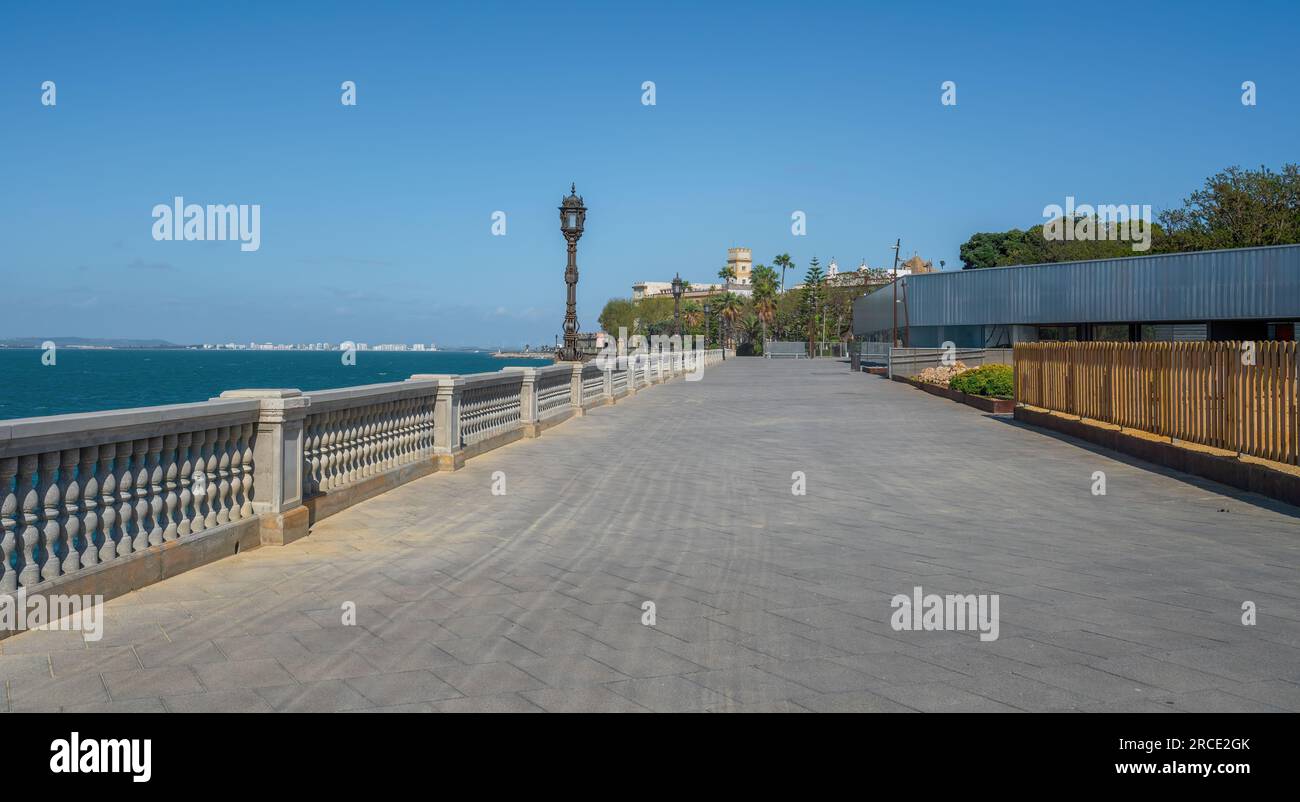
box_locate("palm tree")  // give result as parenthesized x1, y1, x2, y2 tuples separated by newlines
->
(750, 264, 779, 351)
(718, 265, 737, 284)
(682, 300, 704, 334)
(772, 253, 794, 295)
(739, 312, 763, 350)
(717, 292, 744, 350)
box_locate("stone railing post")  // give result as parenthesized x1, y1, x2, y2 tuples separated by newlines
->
(218, 389, 311, 546)
(414, 375, 465, 471)
(625, 356, 639, 397)
(570, 363, 584, 415)
(603, 364, 614, 403)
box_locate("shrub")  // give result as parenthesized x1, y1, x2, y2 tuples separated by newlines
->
(949, 363, 1013, 398)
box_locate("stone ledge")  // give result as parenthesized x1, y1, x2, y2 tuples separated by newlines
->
(535, 408, 575, 433)
(1014, 404, 1300, 508)
(303, 459, 438, 524)
(461, 426, 525, 461)
(0, 516, 262, 640)
(260, 504, 311, 546)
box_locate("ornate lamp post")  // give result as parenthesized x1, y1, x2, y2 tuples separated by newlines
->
(558, 183, 587, 361)
(671, 273, 683, 336)
(703, 301, 711, 350)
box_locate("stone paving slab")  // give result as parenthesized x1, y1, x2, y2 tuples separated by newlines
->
(3, 359, 1298, 712)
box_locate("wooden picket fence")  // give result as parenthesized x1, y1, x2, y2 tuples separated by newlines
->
(1014, 341, 1300, 465)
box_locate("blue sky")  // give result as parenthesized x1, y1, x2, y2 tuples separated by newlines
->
(2, 0, 1296, 347)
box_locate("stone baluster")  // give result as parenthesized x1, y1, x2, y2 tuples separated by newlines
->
(305, 416, 321, 496)
(378, 404, 390, 470)
(388, 402, 401, 465)
(16, 455, 40, 588)
(58, 448, 82, 575)
(116, 441, 137, 558)
(362, 407, 373, 476)
(388, 402, 401, 468)
(176, 433, 193, 539)
(0, 457, 19, 592)
(394, 401, 409, 465)
(348, 410, 364, 478)
(369, 407, 382, 475)
(341, 410, 352, 483)
(228, 427, 244, 523)
(314, 415, 329, 492)
(351, 411, 365, 481)
(190, 430, 209, 534)
(145, 436, 164, 547)
(322, 412, 338, 491)
(411, 399, 424, 459)
(215, 426, 232, 525)
(349, 411, 362, 481)
(240, 422, 255, 519)
(39, 451, 62, 583)
(97, 444, 118, 563)
(77, 447, 100, 569)
(162, 434, 179, 541)
(203, 428, 220, 529)
(129, 439, 150, 552)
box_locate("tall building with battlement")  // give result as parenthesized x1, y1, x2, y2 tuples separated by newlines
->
(726, 247, 752, 285)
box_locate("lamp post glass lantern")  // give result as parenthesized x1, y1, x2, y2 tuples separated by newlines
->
(558, 183, 587, 361)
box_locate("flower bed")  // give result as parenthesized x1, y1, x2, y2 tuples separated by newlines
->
(894, 362, 1015, 414)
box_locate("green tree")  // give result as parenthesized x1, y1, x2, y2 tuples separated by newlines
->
(1157, 163, 1300, 251)
(958, 163, 1300, 269)
(598, 298, 636, 336)
(801, 257, 826, 354)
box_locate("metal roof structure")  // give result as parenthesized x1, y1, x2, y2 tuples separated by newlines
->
(853, 244, 1300, 340)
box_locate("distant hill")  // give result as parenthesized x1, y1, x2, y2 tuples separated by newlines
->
(0, 337, 186, 349)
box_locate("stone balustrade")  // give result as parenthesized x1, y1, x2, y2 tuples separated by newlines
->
(535, 366, 574, 420)
(0, 349, 726, 632)
(0, 398, 264, 602)
(300, 380, 439, 497)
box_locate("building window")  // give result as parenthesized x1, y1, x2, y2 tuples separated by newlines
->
(1037, 326, 1078, 342)
(1093, 324, 1130, 341)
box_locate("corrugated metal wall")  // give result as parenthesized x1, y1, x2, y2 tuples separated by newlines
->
(854, 244, 1300, 339)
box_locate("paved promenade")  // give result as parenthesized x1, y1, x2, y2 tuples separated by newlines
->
(3, 360, 1298, 712)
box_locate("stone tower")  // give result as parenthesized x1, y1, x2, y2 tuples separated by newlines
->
(726, 247, 752, 285)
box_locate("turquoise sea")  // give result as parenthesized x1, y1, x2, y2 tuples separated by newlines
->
(0, 349, 552, 421)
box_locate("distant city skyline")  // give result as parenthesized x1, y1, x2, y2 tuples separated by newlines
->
(3, 1, 1296, 346)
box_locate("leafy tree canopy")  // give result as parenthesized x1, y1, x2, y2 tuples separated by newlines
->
(959, 163, 1299, 268)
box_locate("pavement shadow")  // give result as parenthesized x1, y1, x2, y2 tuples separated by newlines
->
(990, 415, 1300, 522)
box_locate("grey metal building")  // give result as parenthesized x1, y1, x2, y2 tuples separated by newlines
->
(853, 244, 1300, 347)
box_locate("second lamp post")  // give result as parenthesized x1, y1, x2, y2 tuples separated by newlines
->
(671, 273, 683, 337)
